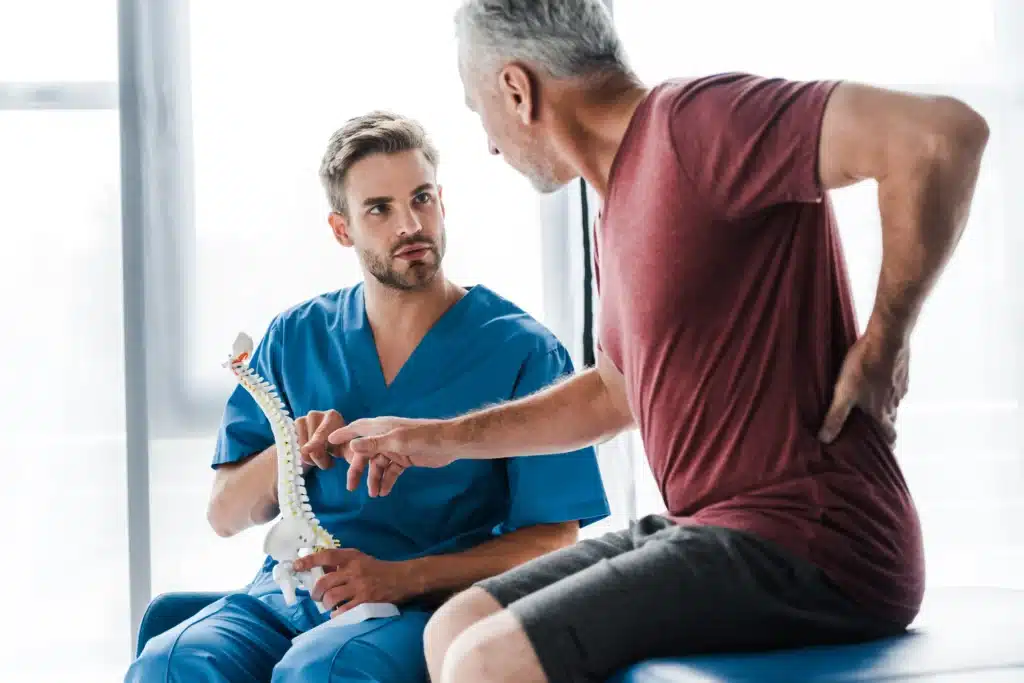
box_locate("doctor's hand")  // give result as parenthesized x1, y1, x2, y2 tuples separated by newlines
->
(295, 409, 346, 471)
(818, 320, 909, 446)
(327, 417, 455, 497)
(292, 548, 416, 616)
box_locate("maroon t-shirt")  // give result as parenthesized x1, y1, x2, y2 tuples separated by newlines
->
(595, 72, 925, 626)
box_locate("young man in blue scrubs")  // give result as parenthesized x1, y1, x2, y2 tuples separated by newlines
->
(125, 110, 610, 683)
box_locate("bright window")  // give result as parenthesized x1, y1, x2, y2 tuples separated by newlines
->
(0, 110, 129, 680)
(615, 0, 1024, 590)
(0, 0, 119, 81)
(614, 0, 1000, 86)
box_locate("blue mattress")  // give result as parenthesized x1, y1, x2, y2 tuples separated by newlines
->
(610, 586, 1024, 682)
(138, 586, 1024, 681)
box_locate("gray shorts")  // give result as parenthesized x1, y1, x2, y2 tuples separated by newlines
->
(474, 515, 903, 683)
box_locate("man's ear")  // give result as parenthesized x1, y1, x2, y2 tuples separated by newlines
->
(498, 63, 536, 126)
(437, 185, 446, 219)
(328, 212, 354, 247)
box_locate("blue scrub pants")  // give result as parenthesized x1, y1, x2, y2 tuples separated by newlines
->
(126, 571, 432, 683)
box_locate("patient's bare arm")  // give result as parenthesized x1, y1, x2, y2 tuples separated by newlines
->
(446, 350, 633, 459)
(329, 350, 634, 495)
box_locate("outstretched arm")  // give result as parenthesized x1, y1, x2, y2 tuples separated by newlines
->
(329, 350, 634, 495)
(445, 350, 633, 460)
(817, 82, 989, 441)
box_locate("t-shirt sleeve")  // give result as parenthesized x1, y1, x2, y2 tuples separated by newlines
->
(211, 315, 291, 469)
(499, 344, 611, 532)
(669, 73, 841, 219)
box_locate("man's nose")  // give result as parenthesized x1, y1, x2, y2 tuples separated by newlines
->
(397, 207, 424, 235)
(488, 140, 500, 156)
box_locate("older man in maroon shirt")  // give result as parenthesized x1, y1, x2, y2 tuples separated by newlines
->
(319, 2, 990, 682)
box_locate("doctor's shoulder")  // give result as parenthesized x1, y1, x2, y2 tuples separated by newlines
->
(260, 286, 355, 341)
(469, 285, 572, 362)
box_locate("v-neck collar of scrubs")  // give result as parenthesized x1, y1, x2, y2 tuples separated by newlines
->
(347, 283, 481, 412)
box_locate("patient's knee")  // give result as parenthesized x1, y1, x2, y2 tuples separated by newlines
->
(424, 588, 504, 677)
(426, 587, 504, 646)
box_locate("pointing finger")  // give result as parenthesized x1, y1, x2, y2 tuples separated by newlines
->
(351, 435, 379, 451)
(327, 424, 360, 447)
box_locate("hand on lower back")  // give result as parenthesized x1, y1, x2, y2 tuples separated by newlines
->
(295, 409, 346, 471)
(818, 321, 909, 446)
(327, 417, 454, 496)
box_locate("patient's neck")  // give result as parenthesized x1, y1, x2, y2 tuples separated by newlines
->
(362, 272, 465, 346)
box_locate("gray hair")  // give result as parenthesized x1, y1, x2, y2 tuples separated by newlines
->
(454, 0, 631, 81)
(318, 111, 440, 217)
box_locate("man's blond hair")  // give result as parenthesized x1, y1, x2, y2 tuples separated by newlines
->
(319, 111, 440, 216)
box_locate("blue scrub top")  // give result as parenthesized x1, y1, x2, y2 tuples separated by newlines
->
(214, 283, 610, 565)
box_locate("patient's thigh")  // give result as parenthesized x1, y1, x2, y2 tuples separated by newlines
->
(273, 608, 433, 683)
(126, 593, 297, 683)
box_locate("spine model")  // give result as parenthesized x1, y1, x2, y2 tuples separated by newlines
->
(224, 332, 339, 611)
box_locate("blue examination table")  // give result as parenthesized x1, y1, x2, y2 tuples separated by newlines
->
(137, 586, 1024, 681)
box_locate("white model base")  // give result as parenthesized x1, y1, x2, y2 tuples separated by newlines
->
(329, 602, 401, 627)
(290, 602, 401, 646)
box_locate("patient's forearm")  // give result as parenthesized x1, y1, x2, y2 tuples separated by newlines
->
(405, 522, 578, 601)
(207, 446, 280, 537)
(445, 368, 633, 460)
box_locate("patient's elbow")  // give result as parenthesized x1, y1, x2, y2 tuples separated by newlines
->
(927, 97, 990, 163)
(956, 101, 990, 151)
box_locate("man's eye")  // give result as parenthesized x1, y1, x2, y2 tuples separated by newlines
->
(414, 192, 432, 204)
(368, 204, 388, 216)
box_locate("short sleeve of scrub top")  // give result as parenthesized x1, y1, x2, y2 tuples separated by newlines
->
(499, 344, 611, 532)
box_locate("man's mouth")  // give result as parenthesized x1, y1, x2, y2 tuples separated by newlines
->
(394, 243, 433, 258)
